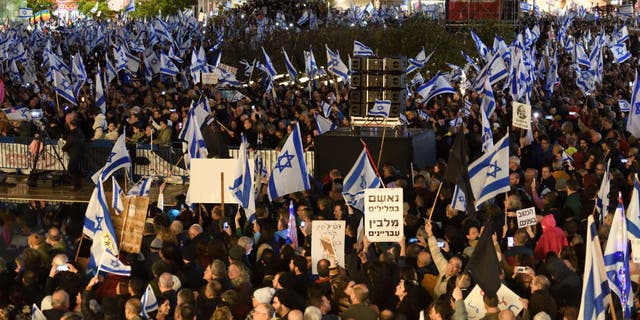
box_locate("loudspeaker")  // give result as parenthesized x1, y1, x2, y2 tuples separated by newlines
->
(384, 57, 407, 72)
(364, 102, 402, 117)
(365, 58, 384, 71)
(383, 74, 406, 88)
(351, 74, 383, 88)
(349, 90, 364, 103)
(349, 103, 366, 116)
(351, 57, 363, 71)
(361, 90, 406, 104)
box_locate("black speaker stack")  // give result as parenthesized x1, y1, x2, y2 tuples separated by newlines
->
(348, 56, 408, 117)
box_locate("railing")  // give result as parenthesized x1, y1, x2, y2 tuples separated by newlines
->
(0, 137, 316, 179)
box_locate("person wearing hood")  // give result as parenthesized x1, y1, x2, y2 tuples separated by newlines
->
(534, 215, 568, 261)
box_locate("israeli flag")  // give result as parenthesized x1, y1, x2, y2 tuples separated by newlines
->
(609, 42, 631, 64)
(627, 174, 640, 239)
(97, 248, 131, 276)
(214, 66, 242, 87)
(575, 67, 596, 96)
(124, 0, 135, 13)
(468, 134, 510, 209)
(239, 59, 256, 77)
(190, 46, 207, 83)
(326, 45, 350, 82)
(480, 82, 494, 153)
(8, 60, 21, 84)
(82, 180, 119, 253)
(112, 178, 124, 215)
(473, 52, 507, 92)
(460, 51, 480, 72)
(596, 160, 611, 223)
(628, 69, 640, 139)
(604, 195, 633, 318)
(267, 123, 310, 201)
(140, 285, 158, 319)
(614, 25, 629, 43)
(261, 47, 277, 78)
(113, 46, 127, 72)
(297, 10, 310, 26)
(411, 72, 425, 86)
(71, 54, 87, 98)
(229, 134, 256, 217)
(619, 99, 631, 113)
(91, 134, 132, 184)
(353, 40, 374, 57)
(369, 99, 391, 117)
(127, 176, 153, 197)
(315, 114, 336, 135)
(95, 67, 106, 114)
(576, 43, 590, 67)
(416, 73, 456, 104)
(407, 47, 434, 74)
(53, 69, 78, 106)
(168, 46, 183, 64)
(578, 215, 611, 320)
(282, 48, 298, 82)
(471, 30, 491, 62)
(451, 186, 466, 212)
(480, 71, 497, 118)
(304, 49, 319, 78)
(287, 201, 299, 248)
(32, 303, 47, 320)
(105, 54, 117, 84)
(160, 53, 179, 76)
(342, 147, 382, 212)
(2, 106, 30, 121)
(183, 111, 208, 170)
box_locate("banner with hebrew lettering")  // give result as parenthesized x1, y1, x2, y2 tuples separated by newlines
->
(364, 188, 403, 242)
(311, 220, 345, 274)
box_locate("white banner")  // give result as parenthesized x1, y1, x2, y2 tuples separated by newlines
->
(516, 207, 537, 228)
(187, 158, 253, 204)
(201, 72, 218, 85)
(364, 188, 403, 242)
(311, 220, 345, 274)
(511, 101, 531, 130)
(464, 284, 523, 319)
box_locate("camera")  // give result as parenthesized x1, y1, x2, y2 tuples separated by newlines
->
(507, 237, 514, 248)
(300, 221, 306, 228)
(56, 264, 69, 272)
(437, 241, 445, 248)
(223, 222, 229, 229)
(516, 266, 527, 273)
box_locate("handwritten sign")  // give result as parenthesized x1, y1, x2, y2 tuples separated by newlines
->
(516, 207, 537, 228)
(110, 196, 149, 253)
(311, 220, 345, 274)
(364, 188, 403, 242)
(511, 101, 531, 130)
(201, 72, 218, 85)
(464, 284, 523, 319)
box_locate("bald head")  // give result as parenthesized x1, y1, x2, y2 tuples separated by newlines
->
(159, 272, 174, 292)
(188, 224, 203, 239)
(51, 289, 70, 310)
(499, 310, 517, 320)
(170, 221, 184, 235)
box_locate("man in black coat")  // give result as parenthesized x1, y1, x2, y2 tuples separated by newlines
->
(62, 118, 85, 191)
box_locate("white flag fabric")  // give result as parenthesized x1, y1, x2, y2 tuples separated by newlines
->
(353, 40, 374, 57)
(342, 147, 382, 212)
(127, 176, 153, 196)
(468, 134, 510, 208)
(112, 178, 124, 215)
(2, 106, 31, 121)
(368, 99, 391, 118)
(627, 174, 640, 239)
(627, 70, 640, 139)
(267, 123, 310, 200)
(230, 134, 256, 217)
(160, 53, 179, 76)
(183, 110, 208, 170)
(91, 134, 131, 183)
(603, 197, 633, 318)
(451, 186, 466, 212)
(595, 159, 611, 222)
(315, 114, 336, 135)
(32, 303, 47, 320)
(326, 45, 350, 82)
(83, 181, 119, 255)
(577, 215, 610, 320)
(95, 67, 106, 114)
(140, 285, 158, 318)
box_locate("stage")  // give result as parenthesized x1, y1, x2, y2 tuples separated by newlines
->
(0, 173, 189, 204)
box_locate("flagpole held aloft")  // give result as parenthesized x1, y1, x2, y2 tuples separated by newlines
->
(428, 181, 443, 221)
(359, 139, 384, 187)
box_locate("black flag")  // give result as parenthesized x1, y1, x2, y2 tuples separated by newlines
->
(443, 131, 475, 214)
(465, 222, 501, 298)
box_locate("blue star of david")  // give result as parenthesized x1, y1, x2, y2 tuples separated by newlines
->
(274, 150, 295, 173)
(458, 194, 465, 202)
(151, 58, 158, 65)
(615, 46, 625, 56)
(61, 79, 71, 91)
(377, 105, 384, 111)
(95, 216, 104, 230)
(359, 174, 367, 189)
(110, 259, 120, 268)
(107, 152, 116, 163)
(486, 160, 501, 178)
(21, 109, 28, 118)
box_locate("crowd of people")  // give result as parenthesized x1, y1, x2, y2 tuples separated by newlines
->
(1, 0, 640, 319)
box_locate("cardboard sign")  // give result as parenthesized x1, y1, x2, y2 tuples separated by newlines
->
(110, 196, 149, 254)
(311, 220, 345, 274)
(218, 63, 238, 77)
(364, 188, 403, 242)
(201, 72, 219, 85)
(187, 158, 254, 204)
(516, 207, 537, 228)
(464, 284, 523, 319)
(511, 101, 531, 130)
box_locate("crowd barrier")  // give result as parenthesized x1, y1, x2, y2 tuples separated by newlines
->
(0, 138, 316, 180)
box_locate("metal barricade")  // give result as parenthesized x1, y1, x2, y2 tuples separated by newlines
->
(0, 137, 67, 172)
(227, 148, 315, 176)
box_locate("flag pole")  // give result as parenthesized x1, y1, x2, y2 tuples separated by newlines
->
(428, 181, 443, 221)
(376, 117, 388, 171)
(74, 235, 85, 262)
(119, 197, 129, 251)
(220, 172, 225, 217)
(360, 139, 384, 187)
(609, 298, 618, 320)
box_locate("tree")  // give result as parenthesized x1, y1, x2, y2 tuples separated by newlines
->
(130, 0, 196, 18)
(77, 1, 114, 18)
(26, 0, 54, 12)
